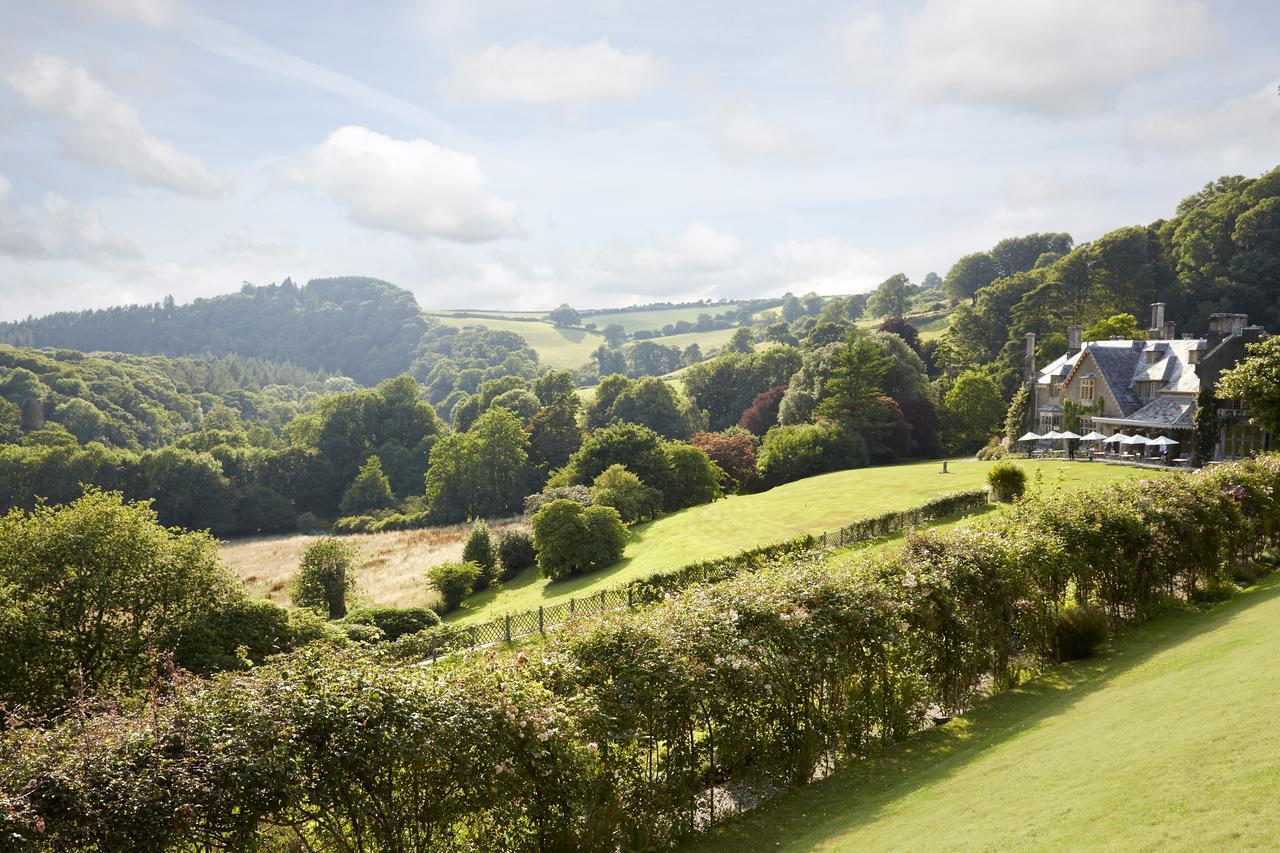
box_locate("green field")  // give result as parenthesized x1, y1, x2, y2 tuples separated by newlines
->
(627, 327, 739, 355)
(431, 309, 548, 320)
(691, 573, 1280, 852)
(586, 305, 740, 333)
(448, 459, 1146, 624)
(428, 314, 605, 370)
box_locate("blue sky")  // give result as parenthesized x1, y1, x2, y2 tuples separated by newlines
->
(1, 0, 1277, 319)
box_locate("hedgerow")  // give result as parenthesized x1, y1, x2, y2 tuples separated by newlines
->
(4, 456, 1278, 851)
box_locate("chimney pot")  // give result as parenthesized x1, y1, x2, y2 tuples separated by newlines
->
(1067, 324, 1083, 351)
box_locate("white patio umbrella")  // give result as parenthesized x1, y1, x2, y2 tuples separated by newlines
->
(1122, 434, 1151, 458)
(1042, 429, 1063, 440)
(1102, 432, 1131, 443)
(1016, 431, 1042, 443)
(1058, 430, 1082, 440)
(1080, 431, 1107, 442)
(1149, 435, 1180, 460)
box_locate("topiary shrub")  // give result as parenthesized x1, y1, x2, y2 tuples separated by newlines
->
(427, 560, 482, 612)
(461, 520, 496, 589)
(494, 529, 536, 580)
(1054, 604, 1109, 661)
(290, 539, 358, 619)
(986, 460, 1026, 502)
(343, 606, 441, 641)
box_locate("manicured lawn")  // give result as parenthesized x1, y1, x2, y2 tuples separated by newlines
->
(428, 314, 605, 370)
(689, 574, 1280, 852)
(448, 459, 1147, 624)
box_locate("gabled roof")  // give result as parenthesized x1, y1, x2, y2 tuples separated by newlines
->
(1062, 341, 1144, 415)
(1095, 395, 1195, 429)
(1038, 337, 1206, 416)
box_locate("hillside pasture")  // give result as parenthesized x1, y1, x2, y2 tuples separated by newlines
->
(428, 314, 605, 370)
(449, 458, 1146, 624)
(585, 305, 741, 333)
(691, 573, 1280, 852)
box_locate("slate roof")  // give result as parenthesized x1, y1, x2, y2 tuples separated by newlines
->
(1037, 338, 1204, 417)
(1096, 396, 1196, 429)
(1078, 341, 1144, 415)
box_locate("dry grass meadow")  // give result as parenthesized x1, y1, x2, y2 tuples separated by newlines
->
(222, 518, 524, 611)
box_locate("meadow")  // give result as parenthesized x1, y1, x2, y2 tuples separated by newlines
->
(426, 314, 605, 370)
(448, 458, 1144, 623)
(227, 458, 1145, 619)
(584, 305, 742, 333)
(690, 573, 1280, 851)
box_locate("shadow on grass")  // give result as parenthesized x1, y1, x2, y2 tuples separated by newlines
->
(686, 574, 1280, 852)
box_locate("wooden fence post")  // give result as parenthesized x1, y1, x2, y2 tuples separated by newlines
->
(538, 606, 544, 634)
(570, 597, 576, 617)
(504, 614, 512, 643)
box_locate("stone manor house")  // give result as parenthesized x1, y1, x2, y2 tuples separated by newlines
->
(1026, 303, 1270, 459)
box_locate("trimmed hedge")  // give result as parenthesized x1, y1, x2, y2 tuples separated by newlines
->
(4, 457, 1278, 850)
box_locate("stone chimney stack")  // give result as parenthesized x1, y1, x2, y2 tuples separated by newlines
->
(1024, 332, 1036, 380)
(1148, 303, 1167, 339)
(1207, 313, 1248, 348)
(1067, 324, 1083, 352)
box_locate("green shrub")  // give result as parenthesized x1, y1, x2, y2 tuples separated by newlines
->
(290, 539, 357, 619)
(1191, 582, 1236, 605)
(461, 520, 497, 589)
(340, 622, 384, 643)
(975, 441, 1007, 461)
(987, 460, 1027, 502)
(339, 455, 395, 516)
(523, 485, 592, 517)
(427, 560, 482, 612)
(757, 421, 862, 488)
(662, 442, 724, 509)
(175, 598, 294, 674)
(494, 529, 536, 580)
(1054, 605, 1109, 661)
(343, 606, 441, 640)
(532, 499, 628, 580)
(590, 464, 659, 523)
(295, 511, 328, 533)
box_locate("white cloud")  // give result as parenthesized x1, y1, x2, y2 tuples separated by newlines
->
(62, 0, 178, 28)
(866, 0, 1215, 112)
(601, 221, 742, 278)
(770, 238, 887, 294)
(1129, 80, 1280, 163)
(0, 175, 141, 263)
(836, 9, 887, 83)
(1001, 170, 1113, 212)
(710, 102, 815, 161)
(445, 39, 657, 104)
(284, 125, 521, 243)
(2, 54, 227, 197)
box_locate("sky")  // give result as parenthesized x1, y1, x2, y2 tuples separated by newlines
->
(0, 0, 1278, 320)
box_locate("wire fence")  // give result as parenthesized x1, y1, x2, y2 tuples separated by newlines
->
(400, 489, 989, 661)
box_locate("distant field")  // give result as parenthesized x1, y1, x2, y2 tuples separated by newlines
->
(629, 327, 739, 355)
(691, 573, 1280, 852)
(585, 305, 738, 333)
(431, 309, 548, 320)
(428, 314, 605, 370)
(448, 458, 1147, 624)
(223, 519, 523, 611)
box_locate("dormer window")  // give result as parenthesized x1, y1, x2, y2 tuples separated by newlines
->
(1080, 377, 1095, 402)
(1050, 383, 1060, 399)
(1145, 349, 1160, 364)
(1188, 349, 1201, 365)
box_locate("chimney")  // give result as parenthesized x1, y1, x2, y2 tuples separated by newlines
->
(1164, 320, 1176, 340)
(1067, 324, 1083, 352)
(1148, 302, 1166, 339)
(1024, 332, 1036, 380)
(1207, 313, 1248, 349)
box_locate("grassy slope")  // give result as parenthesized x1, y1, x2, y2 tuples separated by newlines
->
(691, 574, 1280, 852)
(586, 306, 740, 333)
(428, 314, 605, 370)
(448, 459, 1144, 624)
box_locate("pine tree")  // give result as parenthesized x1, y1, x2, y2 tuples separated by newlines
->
(339, 455, 394, 516)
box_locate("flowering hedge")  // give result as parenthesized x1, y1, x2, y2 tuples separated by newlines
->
(4, 457, 1278, 851)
